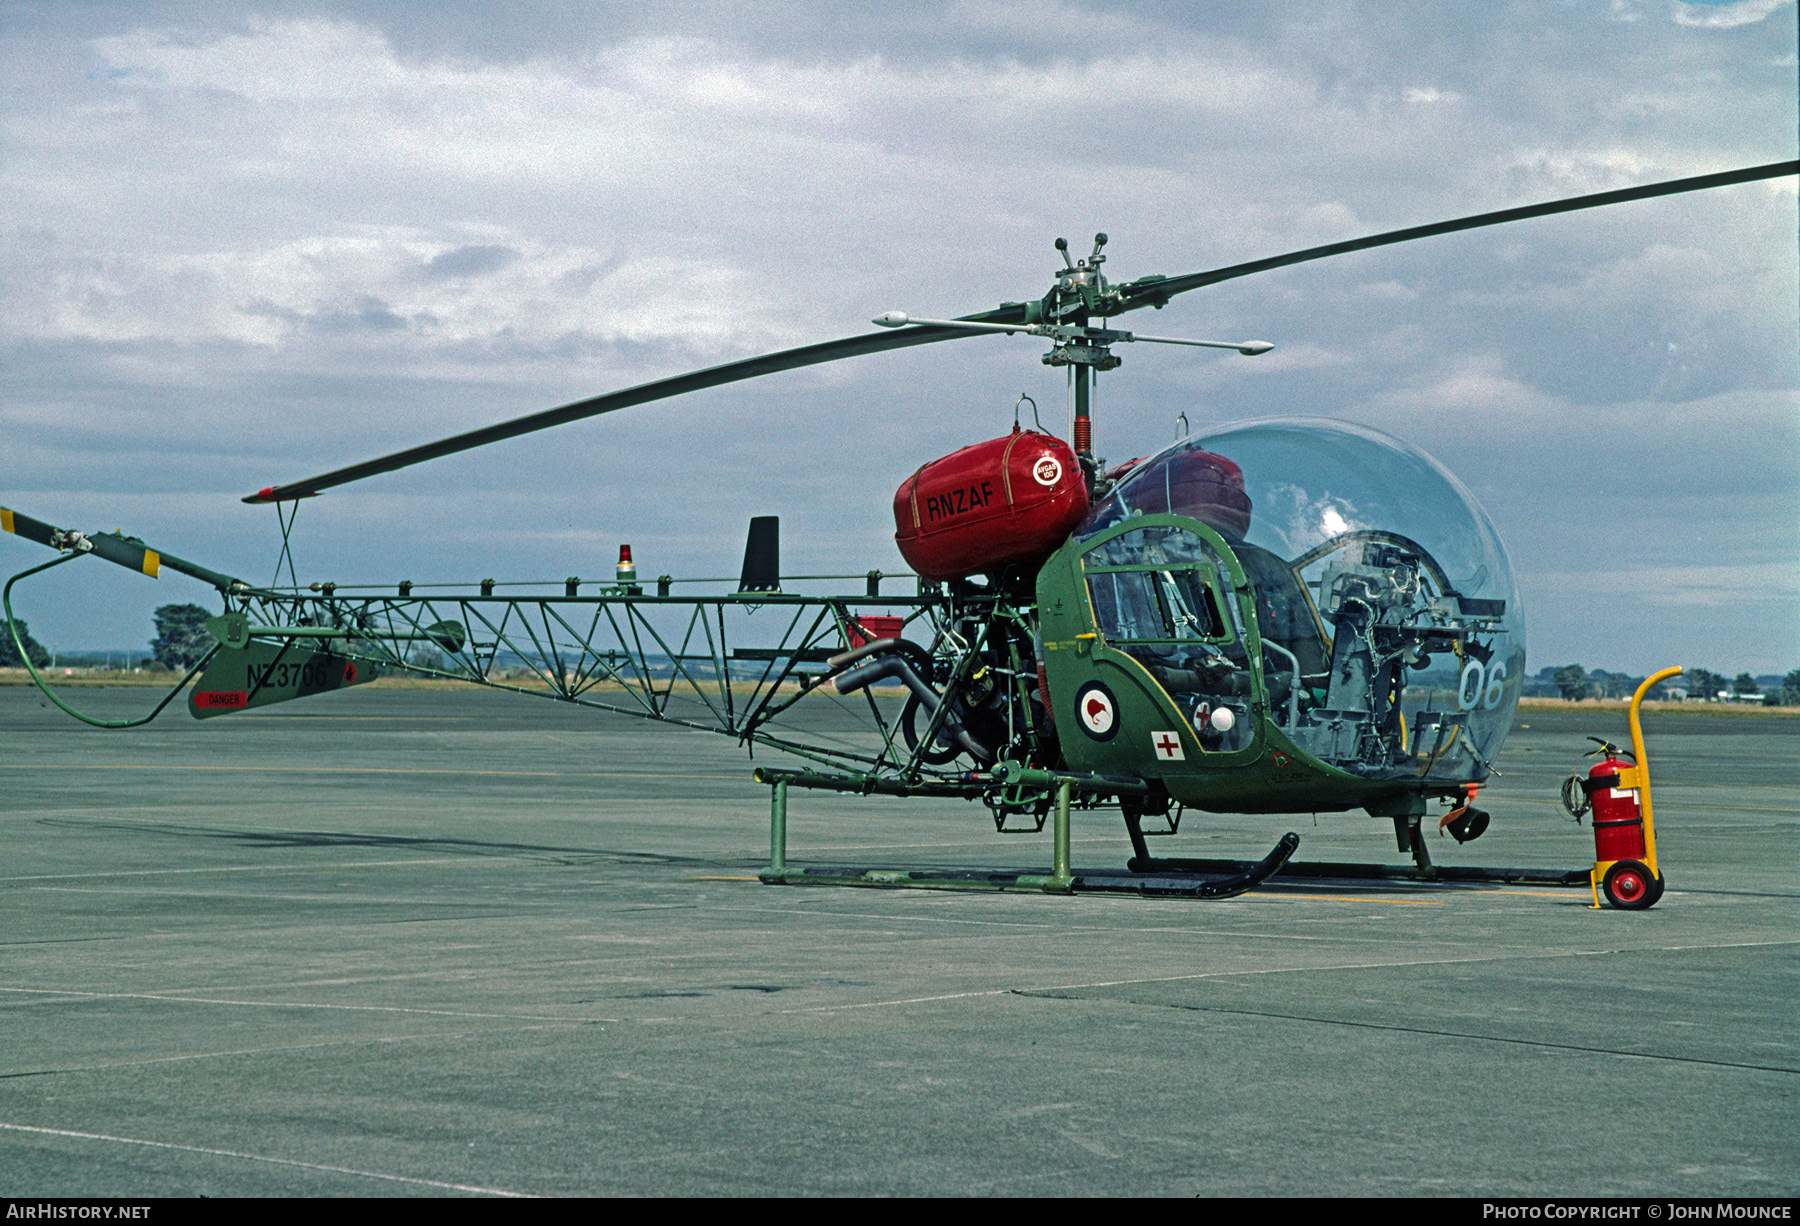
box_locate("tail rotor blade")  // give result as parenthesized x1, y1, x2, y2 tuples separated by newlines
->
(3, 505, 244, 590)
(0, 506, 62, 550)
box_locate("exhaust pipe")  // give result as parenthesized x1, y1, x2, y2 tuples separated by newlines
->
(830, 653, 993, 762)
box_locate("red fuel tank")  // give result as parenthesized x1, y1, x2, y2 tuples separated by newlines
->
(894, 429, 1089, 581)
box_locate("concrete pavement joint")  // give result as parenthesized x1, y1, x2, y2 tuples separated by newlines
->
(0, 985, 617, 1024)
(779, 939, 1800, 1015)
(0, 1122, 534, 1196)
(1015, 991, 1800, 1076)
(0, 1024, 576, 1081)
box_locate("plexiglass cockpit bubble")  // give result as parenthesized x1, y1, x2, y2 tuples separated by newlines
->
(1076, 418, 1523, 784)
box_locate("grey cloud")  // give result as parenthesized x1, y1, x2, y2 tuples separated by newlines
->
(305, 294, 410, 333)
(1672, 0, 1794, 29)
(419, 243, 521, 281)
(238, 296, 304, 323)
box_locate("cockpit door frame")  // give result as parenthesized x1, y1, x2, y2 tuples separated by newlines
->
(1074, 513, 1269, 765)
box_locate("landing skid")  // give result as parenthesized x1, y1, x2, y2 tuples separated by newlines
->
(764, 834, 1300, 900)
(1123, 809, 1587, 887)
(748, 768, 1583, 897)
(753, 767, 1299, 899)
(1124, 856, 1588, 887)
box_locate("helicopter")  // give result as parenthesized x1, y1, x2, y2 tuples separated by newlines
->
(4, 158, 1795, 902)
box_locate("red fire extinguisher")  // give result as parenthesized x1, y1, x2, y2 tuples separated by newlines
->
(1562, 736, 1664, 909)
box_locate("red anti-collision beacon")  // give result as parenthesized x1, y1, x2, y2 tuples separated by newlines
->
(616, 544, 641, 594)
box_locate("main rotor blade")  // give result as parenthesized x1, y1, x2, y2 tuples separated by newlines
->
(245, 160, 1794, 502)
(244, 316, 1014, 502)
(1112, 159, 1800, 312)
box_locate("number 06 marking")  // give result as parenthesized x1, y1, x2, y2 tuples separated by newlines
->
(1458, 658, 1508, 711)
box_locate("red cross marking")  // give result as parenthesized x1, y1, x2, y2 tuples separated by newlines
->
(1155, 733, 1180, 756)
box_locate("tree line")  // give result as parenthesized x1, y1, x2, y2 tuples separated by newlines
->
(1546, 664, 1800, 706)
(0, 604, 218, 672)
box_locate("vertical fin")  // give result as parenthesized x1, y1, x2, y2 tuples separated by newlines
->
(739, 516, 780, 593)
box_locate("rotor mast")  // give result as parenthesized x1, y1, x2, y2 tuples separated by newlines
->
(1041, 234, 1120, 490)
(876, 234, 1269, 496)
(1028, 234, 1269, 492)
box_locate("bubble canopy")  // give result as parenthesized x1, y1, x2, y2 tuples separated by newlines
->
(1075, 418, 1524, 784)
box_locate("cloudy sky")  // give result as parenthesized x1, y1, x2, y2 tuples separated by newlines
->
(2, 0, 1795, 674)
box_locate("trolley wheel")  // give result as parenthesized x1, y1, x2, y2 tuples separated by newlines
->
(1602, 860, 1660, 910)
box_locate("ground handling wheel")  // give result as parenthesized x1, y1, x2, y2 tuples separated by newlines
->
(1602, 859, 1662, 910)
